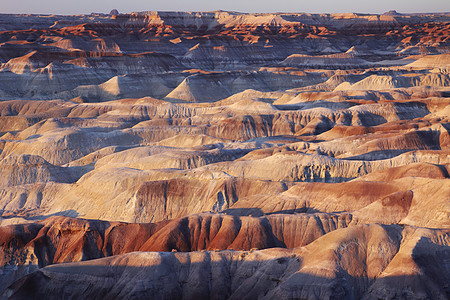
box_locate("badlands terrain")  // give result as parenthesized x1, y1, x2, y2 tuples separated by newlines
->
(0, 10, 449, 299)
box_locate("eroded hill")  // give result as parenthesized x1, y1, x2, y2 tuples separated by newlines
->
(0, 10, 449, 300)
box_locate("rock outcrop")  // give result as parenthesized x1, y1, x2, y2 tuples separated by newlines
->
(0, 10, 449, 300)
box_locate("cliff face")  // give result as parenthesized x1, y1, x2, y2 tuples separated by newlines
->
(0, 11, 449, 300)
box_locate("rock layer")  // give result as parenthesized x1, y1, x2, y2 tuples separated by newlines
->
(0, 10, 449, 300)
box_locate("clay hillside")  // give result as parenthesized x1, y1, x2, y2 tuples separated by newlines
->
(0, 10, 449, 299)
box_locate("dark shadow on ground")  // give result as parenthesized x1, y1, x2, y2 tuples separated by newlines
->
(4, 248, 450, 300)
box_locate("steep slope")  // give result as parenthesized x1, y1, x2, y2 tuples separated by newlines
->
(0, 11, 449, 300)
(4, 224, 449, 300)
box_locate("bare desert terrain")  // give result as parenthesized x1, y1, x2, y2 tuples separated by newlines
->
(0, 10, 449, 299)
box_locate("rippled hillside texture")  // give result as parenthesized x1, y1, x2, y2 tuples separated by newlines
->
(0, 10, 449, 299)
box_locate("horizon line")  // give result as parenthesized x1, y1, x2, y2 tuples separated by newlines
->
(1, 9, 450, 16)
